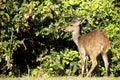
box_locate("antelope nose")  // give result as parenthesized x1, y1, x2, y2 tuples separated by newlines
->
(64, 28, 67, 32)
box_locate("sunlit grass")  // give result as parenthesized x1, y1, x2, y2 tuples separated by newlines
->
(0, 76, 120, 80)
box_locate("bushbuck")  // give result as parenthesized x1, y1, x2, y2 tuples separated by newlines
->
(64, 17, 109, 77)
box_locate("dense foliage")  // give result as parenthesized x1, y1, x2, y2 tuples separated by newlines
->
(0, 0, 120, 77)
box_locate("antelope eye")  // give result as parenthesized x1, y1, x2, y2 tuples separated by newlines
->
(70, 25, 73, 27)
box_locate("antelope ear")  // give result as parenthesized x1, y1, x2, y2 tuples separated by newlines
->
(79, 18, 85, 24)
(72, 16, 79, 21)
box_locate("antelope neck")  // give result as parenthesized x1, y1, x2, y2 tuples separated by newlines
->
(72, 30, 80, 46)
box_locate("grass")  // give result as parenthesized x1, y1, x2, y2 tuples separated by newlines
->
(0, 76, 120, 80)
